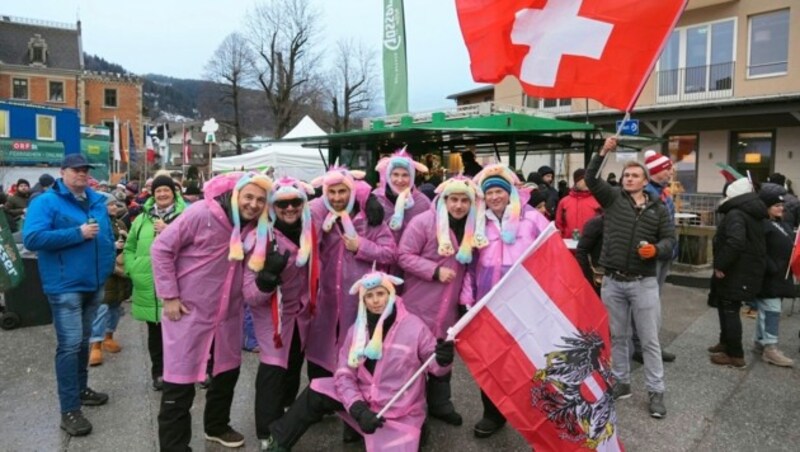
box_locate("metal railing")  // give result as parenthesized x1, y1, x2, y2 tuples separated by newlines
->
(655, 62, 735, 104)
(674, 193, 724, 227)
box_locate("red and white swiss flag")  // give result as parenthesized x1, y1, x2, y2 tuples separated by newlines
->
(790, 228, 800, 280)
(455, 0, 688, 111)
(451, 223, 622, 451)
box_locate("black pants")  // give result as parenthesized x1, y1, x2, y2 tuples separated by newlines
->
(158, 367, 240, 452)
(480, 390, 506, 424)
(307, 360, 333, 381)
(255, 325, 304, 439)
(146, 321, 163, 379)
(717, 298, 744, 358)
(426, 371, 456, 415)
(270, 387, 343, 449)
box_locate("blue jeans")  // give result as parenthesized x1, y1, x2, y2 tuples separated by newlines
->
(243, 305, 258, 351)
(754, 298, 782, 346)
(90, 302, 123, 343)
(48, 288, 104, 413)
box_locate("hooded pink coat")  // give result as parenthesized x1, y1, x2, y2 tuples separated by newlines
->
(371, 187, 431, 243)
(243, 228, 313, 368)
(397, 209, 474, 339)
(151, 199, 254, 384)
(311, 299, 449, 452)
(475, 205, 549, 301)
(305, 196, 396, 372)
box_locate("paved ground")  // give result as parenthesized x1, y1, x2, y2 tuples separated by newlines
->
(2, 283, 800, 452)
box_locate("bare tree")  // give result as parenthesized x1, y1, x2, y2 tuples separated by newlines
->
(247, 0, 320, 138)
(328, 39, 378, 133)
(204, 33, 255, 155)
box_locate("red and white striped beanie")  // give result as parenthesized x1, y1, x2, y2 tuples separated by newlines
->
(644, 150, 672, 177)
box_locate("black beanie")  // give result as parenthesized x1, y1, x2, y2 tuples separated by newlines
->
(151, 175, 176, 195)
(16, 178, 30, 188)
(538, 165, 554, 177)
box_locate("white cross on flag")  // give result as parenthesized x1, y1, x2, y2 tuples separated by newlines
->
(456, 0, 688, 111)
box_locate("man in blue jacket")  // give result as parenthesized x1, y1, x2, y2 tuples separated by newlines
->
(23, 154, 116, 437)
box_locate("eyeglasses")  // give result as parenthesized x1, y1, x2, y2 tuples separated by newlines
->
(274, 198, 304, 209)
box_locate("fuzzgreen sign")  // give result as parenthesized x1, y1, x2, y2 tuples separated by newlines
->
(81, 125, 110, 182)
(383, 0, 409, 115)
(0, 212, 24, 291)
(0, 138, 64, 164)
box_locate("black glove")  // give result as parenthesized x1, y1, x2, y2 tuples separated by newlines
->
(435, 338, 455, 366)
(349, 401, 385, 434)
(255, 244, 290, 293)
(365, 195, 385, 227)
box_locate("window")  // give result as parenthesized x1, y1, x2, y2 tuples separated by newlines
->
(36, 115, 56, 141)
(666, 135, 698, 193)
(729, 131, 773, 184)
(748, 9, 789, 77)
(27, 33, 48, 65)
(0, 110, 9, 138)
(12, 78, 28, 100)
(104, 89, 118, 108)
(523, 95, 571, 110)
(32, 46, 44, 63)
(49, 81, 64, 103)
(103, 121, 116, 144)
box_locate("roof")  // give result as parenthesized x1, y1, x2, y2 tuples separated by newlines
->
(446, 85, 495, 100)
(0, 15, 81, 71)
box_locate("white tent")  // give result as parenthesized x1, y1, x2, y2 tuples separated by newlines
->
(212, 116, 327, 181)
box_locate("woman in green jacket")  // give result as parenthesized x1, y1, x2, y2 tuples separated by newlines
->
(124, 173, 186, 390)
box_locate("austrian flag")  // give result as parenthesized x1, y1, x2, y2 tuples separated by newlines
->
(451, 224, 622, 451)
(455, 0, 688, 111)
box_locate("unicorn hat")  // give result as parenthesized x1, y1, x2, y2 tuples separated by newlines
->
(375, 147, 429, 231)
(269, 176, 315, 266)
(227, 172, 273, 271)
(310, 166, 366, 238)
(473, 164, 523, 245)
(434, 176, 485, 264)
(347, 271, 404, 368)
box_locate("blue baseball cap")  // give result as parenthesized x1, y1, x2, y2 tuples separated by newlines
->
(61, 154, 96, 169)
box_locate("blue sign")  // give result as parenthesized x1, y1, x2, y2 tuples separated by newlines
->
(616, 119, 639, 136)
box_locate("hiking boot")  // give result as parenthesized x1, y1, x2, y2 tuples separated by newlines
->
(152, 376, 164, 391)
(89, 342, 103, 366)
(762, 345, 794, 367)
(102, 333, 121, 353)
(473, 417, 506, 438)
(60, 410, 92, 436)
(429, 409, 463, 426)
(707, 343, 726, 354)
(648, 392, 666, 419)
(710, 353, 746, 369)
(612, 383, 632, 401)
(752, 342, 765, 354)
(661, 350, 676, 362)
(80, 388, 109, 406)
(342, 422, 362, 443)
(205, 427, 245, 448)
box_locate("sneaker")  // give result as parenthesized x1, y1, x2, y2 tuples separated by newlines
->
(752, 342, 764, 354)
(80, 388, 109, 406)
(710, 353, 746, 369)
(260, 436, 289, 452)
(60, 410, 92, 436)
(473, 417, 506, 438)
(648, 392, 666, 419)
(707, 343, 726, 354)
(661, 350, 676, 362)
(152, 376, 164, 391)
(205, 428, 245, 448)
(429, 409, 463, 426)
(762, 345, 794, 367)
(612, 383, 632, 401)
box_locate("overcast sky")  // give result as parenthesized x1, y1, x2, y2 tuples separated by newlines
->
(4, 0, 480, 113)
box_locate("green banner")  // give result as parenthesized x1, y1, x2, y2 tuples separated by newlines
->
(0, 212, 24, 291)
(0, 138, 64, 165)
(383, 0, 409, 115)
(81, 125, 110, 182)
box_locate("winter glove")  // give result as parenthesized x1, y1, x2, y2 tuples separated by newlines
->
(349, 401, 385, 434)
(637, 243, 657, 260)
(256, 244, 291, 293)
(435, 338, 455, 366)
(365, 195, 385, 227)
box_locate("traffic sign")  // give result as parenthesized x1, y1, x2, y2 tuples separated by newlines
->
(616, 119, 639, 136)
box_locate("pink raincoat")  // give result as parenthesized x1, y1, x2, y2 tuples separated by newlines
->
(151, 199, 254, 384)
(397, 209, 474, 339)
(305, 196, 396, 372)
(311, 299, 449, 452)
(371, 187, 431, 243)
(475, 205, 549, 301)
(243, 229, 314, 368)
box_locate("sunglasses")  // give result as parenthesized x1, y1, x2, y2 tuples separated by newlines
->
(274, 198, 304, 209)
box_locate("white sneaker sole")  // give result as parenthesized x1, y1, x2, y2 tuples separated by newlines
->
(205, 433, 245, 448)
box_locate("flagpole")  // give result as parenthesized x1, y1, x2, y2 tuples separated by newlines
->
(376, 353, 436, 419)
(597, 110, 631, 174)
(126, 120, 131, 182)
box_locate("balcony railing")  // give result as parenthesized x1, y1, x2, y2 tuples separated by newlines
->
(655, 62, 734, 104)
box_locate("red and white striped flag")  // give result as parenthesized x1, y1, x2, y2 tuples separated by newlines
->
(451, 223, 622, 451)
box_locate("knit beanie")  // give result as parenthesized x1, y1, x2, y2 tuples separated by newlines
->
(538, 165, 554, 177)
(375, 147, 429, 231)
(758, 182, 786, 208)
(38, 174, 56, 188)
(16, 178, 30, 188)
(434, 176, 484, 264)
(347, 271, 404, 368)
(310, 167, 366, 239)
(151, 174, 177, 195)
(474, 164, 522, 245)
(644, 150, 672, 177)
(721, 178, 752, 205)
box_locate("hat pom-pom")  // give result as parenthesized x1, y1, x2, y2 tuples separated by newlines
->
(644, 150, 657, 159)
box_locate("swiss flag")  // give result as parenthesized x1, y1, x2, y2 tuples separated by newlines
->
(790, 229, 800, 280)
(451, 223, 622, 451)
(455, 0, 688, 111)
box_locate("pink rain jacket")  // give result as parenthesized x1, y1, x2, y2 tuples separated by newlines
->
(371, 187, 431, 243)
(475, 205, 549, 301)
(305, 197, 396, 372)
(397, 209, 474, 339)
(243, 229, 313, 368)
(151, 199, 254, 384)
(311, 299, 449, 452)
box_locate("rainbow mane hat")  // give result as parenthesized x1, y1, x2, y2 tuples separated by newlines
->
(269, 176, 315, 267)
(310, 166, 366, 238)
(473, 164, 522, 245)
(229, 172, 273, 271)
(375, 147, 429, 230)
(347, 271, 404, 368)
(434, 176, 485, 264)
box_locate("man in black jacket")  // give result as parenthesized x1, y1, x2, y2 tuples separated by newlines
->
(707, 178, 767, 369)
(585, 137, 676, 419)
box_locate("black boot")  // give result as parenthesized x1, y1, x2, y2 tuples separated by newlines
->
(426, 372, 462, 426)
